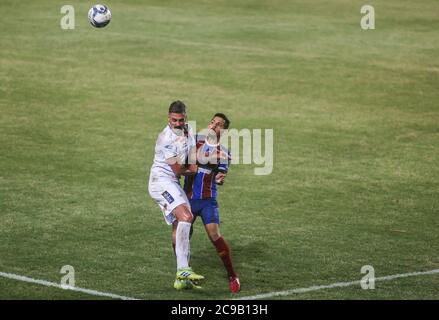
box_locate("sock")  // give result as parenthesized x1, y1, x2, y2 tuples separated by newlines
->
(173, 240, 190, 265)
(213, 237, 237, 278)
(176, 221, 191, 270)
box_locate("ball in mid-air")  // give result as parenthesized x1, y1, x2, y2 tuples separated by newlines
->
(88, 4, 111, 28)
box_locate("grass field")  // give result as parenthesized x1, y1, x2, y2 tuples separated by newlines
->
(1, 0, 438, 300)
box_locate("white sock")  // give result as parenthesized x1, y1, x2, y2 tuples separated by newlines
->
(176, 221, 191, 270)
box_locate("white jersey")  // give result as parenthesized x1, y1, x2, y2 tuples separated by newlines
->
(149, 124, 196, 182)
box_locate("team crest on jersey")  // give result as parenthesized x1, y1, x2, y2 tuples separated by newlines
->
(161, 191, 175, 204)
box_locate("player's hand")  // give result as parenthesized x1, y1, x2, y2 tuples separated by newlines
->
(187, 164, 198, 174)
(181, 164, 198, 176)
(216, 172, 226, 185)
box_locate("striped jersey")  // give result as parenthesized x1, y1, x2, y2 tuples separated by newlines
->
(184, 135, 231, 199)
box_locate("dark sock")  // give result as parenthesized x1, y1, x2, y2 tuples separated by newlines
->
(213, 237, 237, 278)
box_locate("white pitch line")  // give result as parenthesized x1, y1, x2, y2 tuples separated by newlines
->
(0, 271, 139, 300)
(236, 268, 439, 300)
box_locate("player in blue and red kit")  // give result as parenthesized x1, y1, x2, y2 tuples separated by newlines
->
(183, 113, 240, 293)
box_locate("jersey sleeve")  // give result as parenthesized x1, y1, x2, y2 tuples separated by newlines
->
(164, 137, 191, 165)
(156, 133, 179, 160)
(217, 148, 231, 173)
(162, 143, 179, 160)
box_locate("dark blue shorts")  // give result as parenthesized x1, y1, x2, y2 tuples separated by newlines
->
(190, 198, 220, 225)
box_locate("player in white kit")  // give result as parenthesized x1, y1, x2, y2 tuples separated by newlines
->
(148, 100, 204, 290)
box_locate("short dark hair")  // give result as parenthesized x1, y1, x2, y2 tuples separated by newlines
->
(168, 100, 186, 114)
(213, 113, 230, 129)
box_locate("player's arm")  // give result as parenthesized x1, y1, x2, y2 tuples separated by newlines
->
(166, 159, 197, 176)
(216, 148, 231, 185)
(166, 146, 198, 176)
(215, 171, 227, 185)
(174, 163, 197, 176)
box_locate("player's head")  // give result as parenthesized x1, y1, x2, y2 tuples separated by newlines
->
(168, 100, 187, 131)
(208, 113, 230, 139)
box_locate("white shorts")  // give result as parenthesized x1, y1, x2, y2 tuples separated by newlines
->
(148, 177, 191, 225)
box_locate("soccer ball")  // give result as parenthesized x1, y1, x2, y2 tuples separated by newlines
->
(88, 4, 112, 28)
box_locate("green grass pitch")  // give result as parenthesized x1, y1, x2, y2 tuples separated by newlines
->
(0, 0, 438, 299)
